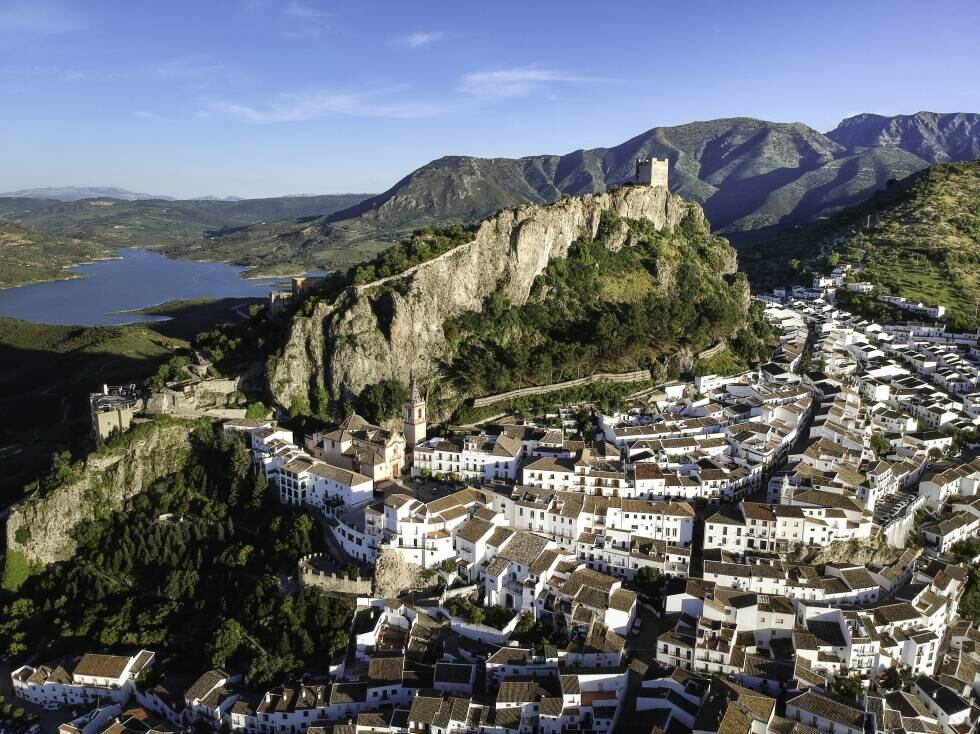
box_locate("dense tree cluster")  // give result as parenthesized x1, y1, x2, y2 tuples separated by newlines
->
(834, 291, 909, 325)
(0, 423, 352, 688)
(951, 538, 980, 565)
(354, 379, 409, 424)
(959, 570, 980, 625)
(442, 594, 515, 629)
(511, 611, 554, 648)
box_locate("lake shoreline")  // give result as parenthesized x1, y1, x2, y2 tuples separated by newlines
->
(0, 246, 322, 291)
(0, 253, 124, 291)
(0, 249, 284, 326)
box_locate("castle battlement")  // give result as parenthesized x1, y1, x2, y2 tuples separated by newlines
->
(635, 157, 669, 188)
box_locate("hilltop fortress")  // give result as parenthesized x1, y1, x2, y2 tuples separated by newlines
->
(635, 156, 669, 187)
(268, 181, 721, 414)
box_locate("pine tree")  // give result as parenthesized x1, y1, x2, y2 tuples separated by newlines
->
(250, 468, 268, 510)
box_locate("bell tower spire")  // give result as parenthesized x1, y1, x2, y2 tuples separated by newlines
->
(403, 371, 426, 450)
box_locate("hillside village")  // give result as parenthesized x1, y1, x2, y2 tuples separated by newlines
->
(9, 173, 980, 734)
(5, 0, 980, 732)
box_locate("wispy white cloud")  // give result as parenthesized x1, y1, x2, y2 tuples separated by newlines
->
(285, 0, 328, 18)
(202, 86, 444, 124)
(400, 31, 446, 49)
(0, 64, 87, 81)
(132, 110, 171, 122)
(279, 1, 329, 40)
(459, 65, 615, 99)
(152, 55, 246, 87)
(0, 0, 80, 34)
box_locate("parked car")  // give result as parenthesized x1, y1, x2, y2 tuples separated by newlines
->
(43, 702, 61, 711)
(631, 617, 642, 635)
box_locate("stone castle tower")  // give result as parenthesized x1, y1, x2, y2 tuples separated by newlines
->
(635, 157, 669, 188)
(403, 373, 426, 450)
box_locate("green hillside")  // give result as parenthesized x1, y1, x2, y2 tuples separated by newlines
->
(0, 221, 110, 288)
(443, 210, 775, 400)
(159, 214, 395, 277)
(1, 420, 352, 685)
(740, 161, 980, 329)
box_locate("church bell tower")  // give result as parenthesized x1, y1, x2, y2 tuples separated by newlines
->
(403, 373, 426, 450)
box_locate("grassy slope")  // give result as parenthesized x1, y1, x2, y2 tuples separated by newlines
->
(0, 298, 260, 506)
(159, 216, 394, 276)
(0, 221, 110, 288)
(739, 161, 980, 328)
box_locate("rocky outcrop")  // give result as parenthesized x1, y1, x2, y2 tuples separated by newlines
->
(268, 301, 333, 414)
(270, 185, 703, 411)
(785, 532, 914, 567)
(372, 548, 430, 598)
(5, 418, 196, 566)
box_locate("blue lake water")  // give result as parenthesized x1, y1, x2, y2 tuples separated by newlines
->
(0, 249, 285, 326)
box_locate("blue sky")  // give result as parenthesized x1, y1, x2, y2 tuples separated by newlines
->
(1, 0, 978, 198)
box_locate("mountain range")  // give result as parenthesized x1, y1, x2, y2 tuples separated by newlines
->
(0, 186, 258, 202)
(195, 112, 980, 274)
(2, 112, 978, 282)
(0, 186, 176, 202)
(331, 111, 980, 240)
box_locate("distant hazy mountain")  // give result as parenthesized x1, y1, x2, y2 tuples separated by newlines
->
(0, 186, 176, 202)
(323, 112, 980, 244)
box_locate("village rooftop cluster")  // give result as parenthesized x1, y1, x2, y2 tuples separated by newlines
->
(14, 258, 980, 734)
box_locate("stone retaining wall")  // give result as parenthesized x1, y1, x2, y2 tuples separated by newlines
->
(471, 369, 651, 408)
(696, 341, 727, 360)
(297, 553, 372, 595)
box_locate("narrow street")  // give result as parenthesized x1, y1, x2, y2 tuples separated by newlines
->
(689, 512, 705, 578)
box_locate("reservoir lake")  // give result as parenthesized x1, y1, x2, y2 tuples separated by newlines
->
(0, 249, 284, 326)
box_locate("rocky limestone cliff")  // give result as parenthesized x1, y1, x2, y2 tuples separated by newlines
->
(5, 418, 196, 566)
(270, 185, 708, 411)
(372, 548, 431, 599)
(785, 532, 914, 567)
